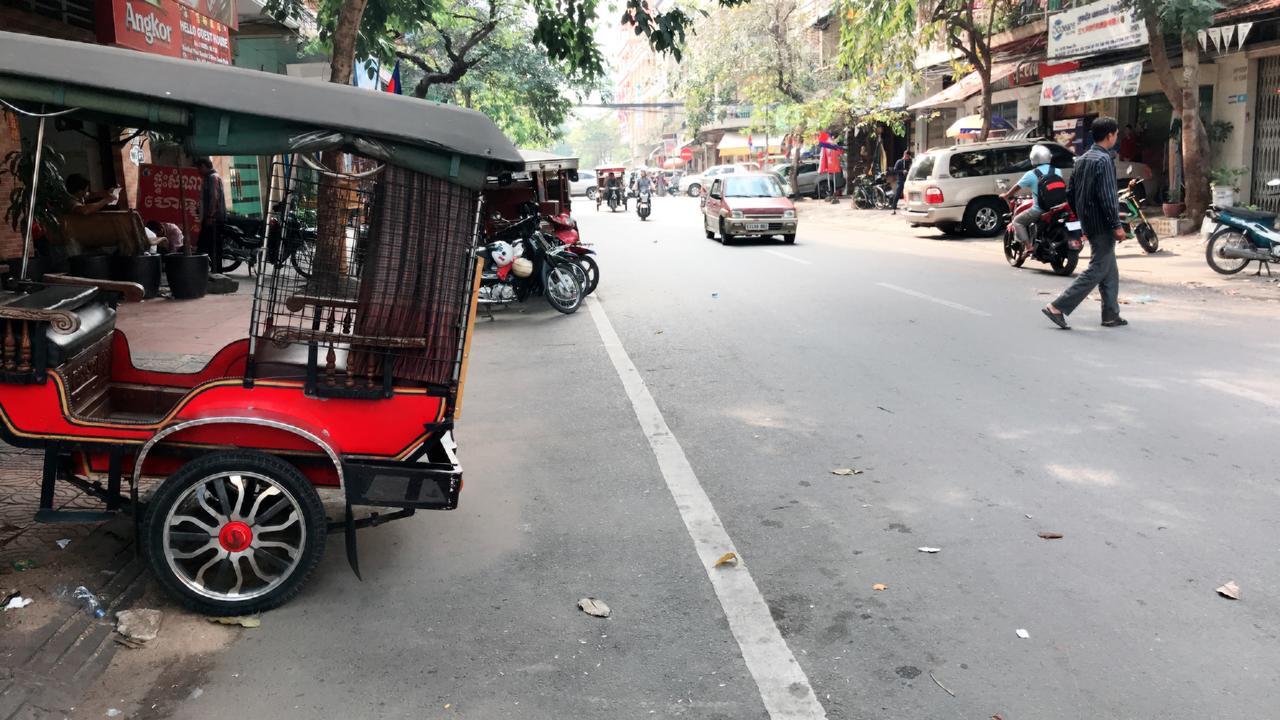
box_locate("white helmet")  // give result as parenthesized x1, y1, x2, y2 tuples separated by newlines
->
(512, 257, 534, 278)
(1029, 144, 1052, 166)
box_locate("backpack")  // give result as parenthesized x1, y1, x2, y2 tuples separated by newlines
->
(1034, 167, 1068, 209)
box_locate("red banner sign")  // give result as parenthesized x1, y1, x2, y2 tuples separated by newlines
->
(177, 0, 236, 31)
(97, 0, 231, 65)
(137, 164, 203, 244)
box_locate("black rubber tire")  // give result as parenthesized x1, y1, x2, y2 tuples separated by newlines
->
(1136, 222, 1159, 253)
(937, 222, 962, 236)
(585, 187, 598, 200)
(142, 450, 326, 616)
(1003, 228, 1026, 268)
(289, 240, 315, 279)
(872, 186, 890, 210)
(813, 181, 830, 200)
(783, 234, 796, 244)
(218, 254, 242, 274)
(607, 196, 618, 212)
(1205, 228, 1251, 275)
(705, 227, 715, 239)
(577, 255, 600, 295)
(852, 187, 873, 209)
(686, 183, 702, 197)
(964, 198, 1006, 237)
(543, 262, 583, 314)
(719, 219, 735, 245)
(1050, 250, 1080, 276)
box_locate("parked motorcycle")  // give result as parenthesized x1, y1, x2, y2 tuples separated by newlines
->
(542, 213, 599, 295)
(1118, 179, 1159, 253)
(636, 188, 652, 221)
(218, 207, 318, 277)
(478, 207, 586, 314)
(1204, 178, 1280, 275)
(1002, 197, 1083, 276)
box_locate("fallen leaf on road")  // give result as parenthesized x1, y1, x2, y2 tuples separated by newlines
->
(993, 715, 1004, 720)
(830, 468, 863, 476)
(208, 615, 261, 628)
(1216, 581, 1240, 600)
(873, 583, 887, 591)
(1037, 532, 1063, 540)
(578, 597, 611, 617)
(714, 552, 739, 568)
(1015, 628, 1030, 639)
(917, 547, 941, 553)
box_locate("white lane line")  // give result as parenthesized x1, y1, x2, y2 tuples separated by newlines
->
(875, 282, 991, 317)
(762, 249, 812, 265)
(1196, 378, 1280, 410)
(586, 295, 827, 720)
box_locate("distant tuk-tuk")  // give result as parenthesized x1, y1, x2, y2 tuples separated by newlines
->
(594, 166, 627, 212)
(0, 32, 524, 614)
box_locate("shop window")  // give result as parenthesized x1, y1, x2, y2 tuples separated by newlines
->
(949, 151, 993, 178)
(991, 100, 1019, 127)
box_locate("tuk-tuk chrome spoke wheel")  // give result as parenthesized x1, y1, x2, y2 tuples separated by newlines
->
(163, 470, 306, 602)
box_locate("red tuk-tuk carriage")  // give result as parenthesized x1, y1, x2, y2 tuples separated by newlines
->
(0, 32, 524, 614)
(594, 166, 628, 212)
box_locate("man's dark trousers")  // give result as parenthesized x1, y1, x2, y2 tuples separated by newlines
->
(1052, 236, 1120, 321)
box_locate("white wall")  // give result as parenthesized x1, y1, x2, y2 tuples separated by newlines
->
(1211, 54, 1253, 199)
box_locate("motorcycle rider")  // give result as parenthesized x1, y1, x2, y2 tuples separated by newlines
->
(636, 170, 653, 197)
(1001, 144, 1059, 256)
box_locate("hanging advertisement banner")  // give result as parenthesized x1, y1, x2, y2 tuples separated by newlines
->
(137, 164, 203, 245)
(1039, 61, 1143, 106)
(98, 0, 231, 65)
(177, 0, 236, 30)
(1048, 0, 1148, 59)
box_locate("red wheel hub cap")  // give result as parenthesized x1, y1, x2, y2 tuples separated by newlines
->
(218, 521, 253, 552)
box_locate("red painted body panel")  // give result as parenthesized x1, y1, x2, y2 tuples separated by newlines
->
(0, 334, 446, 464)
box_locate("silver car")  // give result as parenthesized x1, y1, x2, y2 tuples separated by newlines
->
(900, 139, 1153, 237)
(772, 161, 845, 199)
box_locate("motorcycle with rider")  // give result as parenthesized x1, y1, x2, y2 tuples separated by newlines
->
(1000, 144, 1083, 276)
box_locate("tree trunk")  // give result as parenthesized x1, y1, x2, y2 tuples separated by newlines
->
(977, 63, 993, 141)
(1143, 11, 1182, 114)
(789, 136, 800, 198)
(314, 0, 370, 288)
(1180, 32, 1209, 231)
(328, 0, 369, 84)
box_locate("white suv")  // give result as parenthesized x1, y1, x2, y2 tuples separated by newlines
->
(680, 163, 761, 197)
(900, 139, 1152, 236)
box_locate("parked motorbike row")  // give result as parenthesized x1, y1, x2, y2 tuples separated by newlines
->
(475, 201, 599, 315)
(1205, 178, 1280, 276)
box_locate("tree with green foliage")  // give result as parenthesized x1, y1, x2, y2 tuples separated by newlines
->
(837, 0, 1019, 141)
(391, 0, 598, 146)
(1127, 0, 1217, 229)
(563, 115, 628, 170)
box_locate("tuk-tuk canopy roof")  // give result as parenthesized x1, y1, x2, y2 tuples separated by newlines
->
(518, 149, 578, 172)
(0, 31, 524, 188)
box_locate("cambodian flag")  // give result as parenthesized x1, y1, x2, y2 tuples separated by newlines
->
(385, 60, 402, 95)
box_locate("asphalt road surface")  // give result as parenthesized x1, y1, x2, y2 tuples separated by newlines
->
(172, 195, 1279, 719)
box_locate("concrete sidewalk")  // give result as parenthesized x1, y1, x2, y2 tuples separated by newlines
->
(797, 198, 1280, 303)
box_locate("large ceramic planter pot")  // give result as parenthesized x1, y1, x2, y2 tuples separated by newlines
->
(1161, 202, 1185, 219)
(68, 254, 112, 280)
(110, 254, 163, 299)
(164, 253, 209, 300)
(1211, 185, 1238, 208)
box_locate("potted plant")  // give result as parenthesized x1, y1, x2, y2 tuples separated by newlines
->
(1209, 166, 1247, 208)
(163, 223, 209, 299)
(1162, 182, 1185, 219)
(2, 140, 71, 279)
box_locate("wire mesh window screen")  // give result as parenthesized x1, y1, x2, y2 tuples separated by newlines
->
(251, 159, 479, 393)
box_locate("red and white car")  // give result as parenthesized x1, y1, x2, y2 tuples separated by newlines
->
(702, 173, 798, 244)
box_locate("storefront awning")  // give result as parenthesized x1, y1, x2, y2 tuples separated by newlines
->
(717, 133, 782, 156)
(1039, 61, 1144, 106)
(907, 62, 1018, 111)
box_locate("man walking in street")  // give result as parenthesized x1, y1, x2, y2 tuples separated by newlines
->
(1042, 117, 1127, 330)
(196, 158, 227, 271)
(890, 150, 912, 214)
